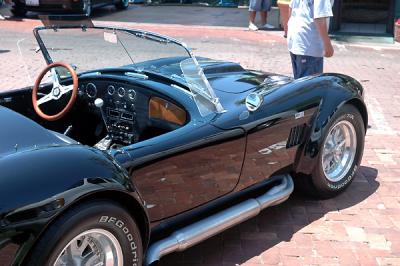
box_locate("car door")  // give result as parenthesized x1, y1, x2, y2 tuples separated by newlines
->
(122, 106, 246, 222)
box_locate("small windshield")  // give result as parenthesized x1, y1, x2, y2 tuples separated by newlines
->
(36, 26, 224, 116)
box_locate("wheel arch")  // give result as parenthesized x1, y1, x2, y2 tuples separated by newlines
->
(345, 97, 368, 131)
(64, 190, 151, 250)
(19, 189, 150, 265)
(293, 94, 367, 177)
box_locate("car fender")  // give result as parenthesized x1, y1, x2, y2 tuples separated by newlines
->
(293, 74, 368, 176)
(0, 144, 149, 265)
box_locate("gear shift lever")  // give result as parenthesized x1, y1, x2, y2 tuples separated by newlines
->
(94, 98, 104, 108)
(94, 98, 111, 150)
(95, 98, 107, 127)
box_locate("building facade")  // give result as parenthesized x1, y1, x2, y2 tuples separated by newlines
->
(331, 0, 399, 37)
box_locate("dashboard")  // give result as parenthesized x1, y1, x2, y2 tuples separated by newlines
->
(78, 78, 187, 147)
(80, 79, 146, 146)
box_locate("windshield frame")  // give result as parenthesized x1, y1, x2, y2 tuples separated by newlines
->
(33, 24, 224, 114)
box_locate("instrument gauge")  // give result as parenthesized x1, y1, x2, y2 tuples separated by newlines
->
(107, 85, 115, 95)
(128, 89, 136, 100)
(118, 87, 125, 97)
(85, 83, 97, 98)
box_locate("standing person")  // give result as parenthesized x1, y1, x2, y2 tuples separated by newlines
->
(287, 0, 334, 79)
(248, 0, 275, 31)
(0, 0, 11, 20)
(277, 0, 291, 38)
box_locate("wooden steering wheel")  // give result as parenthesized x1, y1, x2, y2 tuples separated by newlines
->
(32, 62, 78, 121)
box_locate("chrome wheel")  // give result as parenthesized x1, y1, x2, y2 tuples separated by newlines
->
(322, 120, 357, 182)
(53, 229, 123, 266)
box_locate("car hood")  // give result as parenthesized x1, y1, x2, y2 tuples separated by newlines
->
(0, 106, 74, 158)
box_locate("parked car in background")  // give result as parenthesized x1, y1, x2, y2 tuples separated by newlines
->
(11, 0, 129, 17)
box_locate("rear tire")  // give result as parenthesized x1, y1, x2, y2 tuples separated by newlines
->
(26, 200, 143, 266)
(116, 0, 129, 10)
(11, 5, 27, 17)
(296, 104, 365, 199)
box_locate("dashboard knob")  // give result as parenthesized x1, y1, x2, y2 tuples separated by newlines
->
(94, 98, 104, 108)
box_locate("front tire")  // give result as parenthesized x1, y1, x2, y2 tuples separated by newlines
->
(299, 104, 365, 199)
(26, 200, 143, 266)
(116, 0, 129, 10)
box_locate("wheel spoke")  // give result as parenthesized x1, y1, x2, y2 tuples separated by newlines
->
(65, 246, 77, 265)
(77, 236, 91, 255)
(337, 139, 346, 149)
(333, 126, 341, 142)
(323, 154, 332, 172)
(83, 252, 99, 266)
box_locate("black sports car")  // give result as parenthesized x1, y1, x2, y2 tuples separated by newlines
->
(11, 0, 129, 16)
(0, 18, 367, 266)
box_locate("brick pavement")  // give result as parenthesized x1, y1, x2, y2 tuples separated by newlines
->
(1, 6, 400, 265)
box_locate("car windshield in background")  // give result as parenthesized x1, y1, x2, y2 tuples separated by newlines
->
(36, 26, 224, 116)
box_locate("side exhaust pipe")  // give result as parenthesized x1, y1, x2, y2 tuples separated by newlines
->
(145, 174, 294, 265)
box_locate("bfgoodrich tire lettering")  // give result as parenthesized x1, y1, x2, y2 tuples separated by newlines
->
(26, 200, 143, 266)
(303, 104, 365, 198)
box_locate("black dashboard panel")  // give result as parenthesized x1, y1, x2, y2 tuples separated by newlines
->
(79, 79, 147, 145)
(77, 77, 188, 146)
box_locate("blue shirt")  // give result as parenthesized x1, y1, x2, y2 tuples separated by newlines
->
(287, 0, 333, 57)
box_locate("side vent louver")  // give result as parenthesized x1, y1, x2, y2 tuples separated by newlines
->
(286, 124, 306, 148)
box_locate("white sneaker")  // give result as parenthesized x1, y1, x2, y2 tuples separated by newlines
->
(262, 23, 275, 29)
(249, 22, 258, 31)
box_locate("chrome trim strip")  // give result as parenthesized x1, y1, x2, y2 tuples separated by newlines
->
(144, 174, 294, 265)
(124, 72, 148, 79)
(170, 84, 194, 97)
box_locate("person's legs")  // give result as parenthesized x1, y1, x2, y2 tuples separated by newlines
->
(249, 11, 257, 24)
(290, 53, 324, 79)
(248, 0, 260, 30)
(301, 56, 323, 77)
(260, 11, 267, 25)
(249, 11, 258, 30)
(260, 0, 274, 29)
(290, 52, 300, 79)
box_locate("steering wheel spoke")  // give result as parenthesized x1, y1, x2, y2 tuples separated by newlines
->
(51, 68, 61, 88)
(32, 62, 78, 121)
(60, 84, 74, 95)
(37, 92, 54, 106)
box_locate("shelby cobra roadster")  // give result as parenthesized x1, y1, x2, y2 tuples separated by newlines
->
(0, 18, 367, 266)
